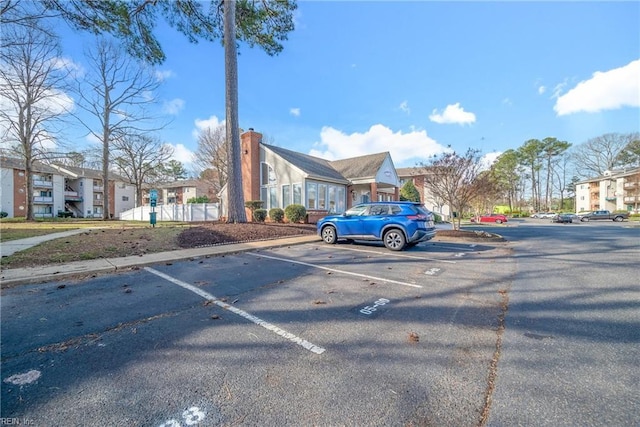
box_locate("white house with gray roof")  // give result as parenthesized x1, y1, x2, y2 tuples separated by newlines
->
(218, 129, 401, 221)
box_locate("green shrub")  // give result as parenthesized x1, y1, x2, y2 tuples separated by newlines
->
(253, 209, 267, 222)
(432, 212, 442, 223)
(269, 208, 284, 222)
(187, 196, 210, 203)
(0, 211, 8, 218)
(245, 200, 264, 220)
(285, 204, 306, 223)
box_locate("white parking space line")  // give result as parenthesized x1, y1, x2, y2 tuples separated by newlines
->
(144, 267, 326, 355)
(312, 245, 458, 264)
(247, 252, 423, 288)
(430, 243, 477, 251)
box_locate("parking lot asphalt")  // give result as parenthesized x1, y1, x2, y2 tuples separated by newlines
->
(2, 221, 638, 426)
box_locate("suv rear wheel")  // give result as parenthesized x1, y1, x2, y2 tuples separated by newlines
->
(383, 228, 406, 251)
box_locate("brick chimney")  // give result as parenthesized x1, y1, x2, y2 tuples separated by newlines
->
(240, 129, 262, 210)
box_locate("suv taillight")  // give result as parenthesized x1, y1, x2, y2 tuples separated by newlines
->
(407, 214, 427, 220)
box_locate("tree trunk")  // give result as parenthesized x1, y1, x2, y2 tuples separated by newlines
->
(102, 92, 110, 220)
(224, 0, 246, 223)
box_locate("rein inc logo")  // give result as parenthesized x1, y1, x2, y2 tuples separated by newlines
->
(0, 418, 34, 425)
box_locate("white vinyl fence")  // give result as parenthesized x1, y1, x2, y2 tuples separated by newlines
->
(119, 203, 220, 222)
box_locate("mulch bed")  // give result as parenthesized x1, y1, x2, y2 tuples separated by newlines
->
(177, 222, 317, 248)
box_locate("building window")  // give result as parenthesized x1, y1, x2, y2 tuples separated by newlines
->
(269, 187, 277, 209)
(293, 184, 302, 205)
(260, 162, 277, 209)
(261, 162, 276, 186)
(318, 184, 327, 210)
(336, 187, 345, 212)
(122, 196, 129, 202)
(306, 182, 317, 209)
(282, 185, 290, 208)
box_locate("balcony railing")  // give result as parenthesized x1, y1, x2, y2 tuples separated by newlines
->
(624, 196, 640, 203)
(33, 180, 53, 188)
(93, 199, 103, 205)
(624, 181, 639, 189)
(93, 186, 103, 192)
(33, 196, 53, 203)
(64, 191, 83, 202)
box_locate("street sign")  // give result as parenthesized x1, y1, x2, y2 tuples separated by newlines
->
(149, 189, 158, 207)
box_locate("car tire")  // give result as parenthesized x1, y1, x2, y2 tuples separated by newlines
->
(321, 225, 337, 244)
(581, 217, 589, 222)
(614, 216, 623, 222)
(383, 229, 406, 251)
(495, 219, 503, 224)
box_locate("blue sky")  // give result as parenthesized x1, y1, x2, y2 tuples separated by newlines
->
(58, 1, 639, 171)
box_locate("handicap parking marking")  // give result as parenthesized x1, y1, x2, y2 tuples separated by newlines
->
(144, 267, 326, 355)
(247, 252, 423, 288)
(306, 244, 458, 264)
(424, 267, 444, 276)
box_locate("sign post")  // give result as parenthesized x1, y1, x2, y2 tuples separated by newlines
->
(149, 189, 158, 227)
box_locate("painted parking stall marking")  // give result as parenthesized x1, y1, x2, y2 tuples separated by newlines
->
(310, 244, 457, 264)
(145, 267, 325, 355)
(248, 252, 423, 288)
(353, 298, 391, 318)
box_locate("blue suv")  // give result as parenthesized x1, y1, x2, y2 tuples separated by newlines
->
(317, 202, 437, 251)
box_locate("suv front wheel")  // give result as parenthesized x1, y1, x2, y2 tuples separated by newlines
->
(383, 228, 406, 251)
(321, 225, 337, 244)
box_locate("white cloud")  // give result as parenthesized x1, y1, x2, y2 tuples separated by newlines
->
(53, 56, 84, 78)
(429, 103, 476, 125)
(163, 98, 185, 115)
(399, 101, 410, 114)
(538, 85, 546, 95)
(554, 59, 640, 115)
(167, 143, 195, 165)
(155, 70, 175, 81)
(290, 107, 301, 117)
(481, 152, 502, 170)
(192, 115, 224, 139)
(308, 124, 448, 166)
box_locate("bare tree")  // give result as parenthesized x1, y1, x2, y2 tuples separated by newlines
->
(614, 132, 640, 168)
(194, 124, 228, 198)
(0, 21, 71, 220)
(420, 149, 497, 230)
(112, 134, 173, 206)
(74, 37, 162, 219)
(0, 0, 56, 49)
(571, 133, 636, 178)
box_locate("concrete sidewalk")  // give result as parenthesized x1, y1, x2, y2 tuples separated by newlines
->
(0, 229, 92, 257)
(0, 234, 321, 287)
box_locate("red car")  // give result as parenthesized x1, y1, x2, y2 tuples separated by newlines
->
(471, 214, 508, 224)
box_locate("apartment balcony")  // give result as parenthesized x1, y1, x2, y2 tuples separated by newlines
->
(33, 180, 53, 188)
(93, 186, 103, 192)
(93, 199, 103, 206)
(33, 196, 53, 203)
(64, 191, 83, 202)
(624, 196, 640, 203)
(624, 181, 638, 189)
